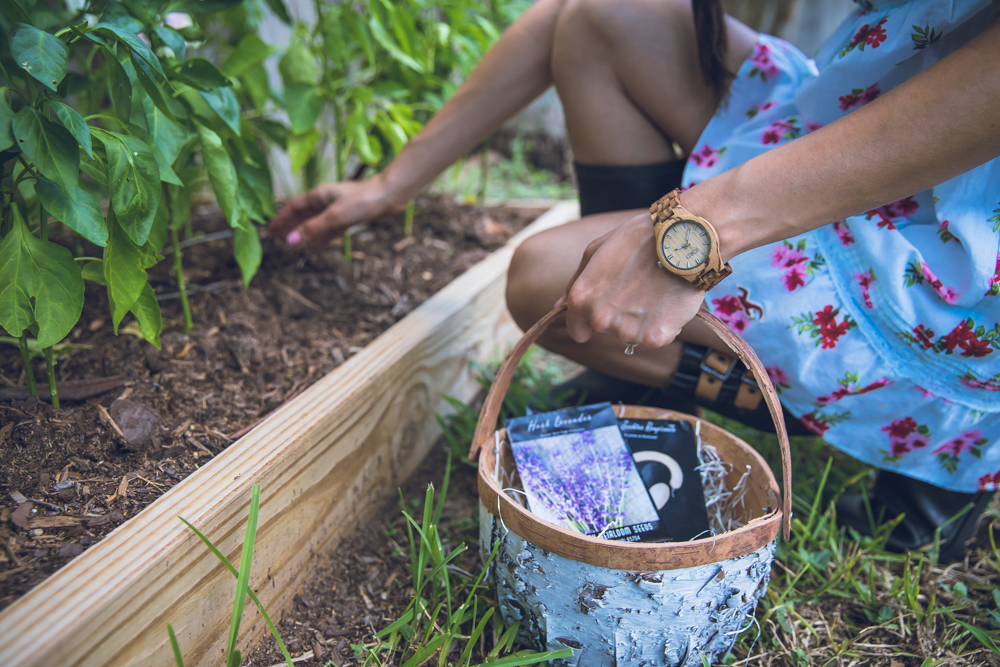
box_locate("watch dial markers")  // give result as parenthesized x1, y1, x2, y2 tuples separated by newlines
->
(660, 221, 711, 271)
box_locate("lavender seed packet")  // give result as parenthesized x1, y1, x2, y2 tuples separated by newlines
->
(618, 419, 711, 541)
(505, 403, 666, 542)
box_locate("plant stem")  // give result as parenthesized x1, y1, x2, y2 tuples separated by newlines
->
(404, 200, 415, 238)
(39, 202, 47, 240)
(170, 222, 193, 335)
(18, 334, 37, 397)
(342, 230, 352, 263)
(43, 347, 59, 409)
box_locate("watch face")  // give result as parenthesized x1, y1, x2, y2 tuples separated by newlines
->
(661, 220, 711, 271)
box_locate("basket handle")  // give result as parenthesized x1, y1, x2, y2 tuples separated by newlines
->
(469, 304, 792, 541)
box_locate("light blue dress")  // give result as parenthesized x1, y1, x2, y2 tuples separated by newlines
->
(689, 0, 1000, 492)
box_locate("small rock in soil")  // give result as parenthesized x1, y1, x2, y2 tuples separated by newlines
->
(109, 399, 161, 449)
(10, 502, 32, 530)
(58, 543, 84, 558)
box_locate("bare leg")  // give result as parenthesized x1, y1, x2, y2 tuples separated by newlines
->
(506, 0, 756, 386)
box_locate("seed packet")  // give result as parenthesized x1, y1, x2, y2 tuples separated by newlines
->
(505, 403, 667, 542)
(617, 418, 711, 541)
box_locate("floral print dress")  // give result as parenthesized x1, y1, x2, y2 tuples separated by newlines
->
(689, 0, 1000, 492)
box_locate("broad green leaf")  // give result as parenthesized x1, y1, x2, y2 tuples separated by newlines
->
(106, 48, 133, 121)
(347, 104, 381, 165)
(285, 83, 323, 134)
(147, 196, 170, 253)
(172, 58, 229, 91)
(154, 26, 186, 60)
(142, 95, 191, 168)
(194, 120, 239, 226)
(0, 97, 14, 152)
(94, 23, 168, 81)
(91, 128, 161, 246)
(35, 178, 107, 247)
(233, 140, 275, 217)
(12, 108, 79, 189)
(127, 121, 183, 186)
(0, 0, 32, 25)
(80, 148, 110, 187)
(10, 23, 68, 91)
(242, 63, 270, 112)
(171, 0, 242, 14)
(0, 205, 84, 347)
(123, 0, 159, 25)
(81, 259, 105, 284)
(233, 220, 261, 285)
(373, 111, 407, 156)
(131, 51, 179, 123)
(129, 282, 161, 348)
(278, 40, 318, 87)
(51, 100, 93, 158)
(199, 87, 240, 135)
(368, 16, 424, 73)
(99, 2, 144, 34)
(287, 127, 319, 174)
(221, 34, 275, 78)
(103, 208, 148, 332)
(261, 0, 290, 25)
(251, 117, 287, 149)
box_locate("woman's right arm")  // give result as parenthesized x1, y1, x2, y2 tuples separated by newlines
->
(269, 0, 566, 248)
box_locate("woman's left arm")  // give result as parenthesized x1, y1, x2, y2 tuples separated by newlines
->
(563, 11, 1000, 348)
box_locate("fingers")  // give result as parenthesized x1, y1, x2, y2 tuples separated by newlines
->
(268, 184, 339, 240)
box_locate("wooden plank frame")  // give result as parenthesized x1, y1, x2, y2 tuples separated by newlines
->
(0, 202, 580, 667)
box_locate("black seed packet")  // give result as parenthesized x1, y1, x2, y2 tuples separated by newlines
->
(617, 418, 711, 541)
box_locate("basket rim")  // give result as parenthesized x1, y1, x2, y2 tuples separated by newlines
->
(478, 407, 782, 571)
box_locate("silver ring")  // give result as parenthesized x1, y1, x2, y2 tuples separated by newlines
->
(624, 343, 638, 356)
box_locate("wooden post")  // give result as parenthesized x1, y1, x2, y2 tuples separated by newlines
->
(0, 202, 581, 667)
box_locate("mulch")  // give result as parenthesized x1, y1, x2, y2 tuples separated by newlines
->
(0, 195, 543, 611)
(243, 445, 482, 667)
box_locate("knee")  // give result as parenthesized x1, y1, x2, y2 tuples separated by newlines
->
(556, 0, 688, 45)
(506, 233, 554, 333)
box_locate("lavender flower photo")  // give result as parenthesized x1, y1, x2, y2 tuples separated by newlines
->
(506, 404, 661, 541)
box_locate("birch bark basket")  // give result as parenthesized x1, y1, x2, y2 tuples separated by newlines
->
(469, 307, 793, 667)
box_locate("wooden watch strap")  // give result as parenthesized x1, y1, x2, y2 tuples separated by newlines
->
(469, 305, 793, 542)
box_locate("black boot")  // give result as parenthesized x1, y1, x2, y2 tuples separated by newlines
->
(545, 343, 812, 436)
(836, 470, 994, 561)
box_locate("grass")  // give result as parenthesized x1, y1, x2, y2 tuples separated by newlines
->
(437, 353, 1000, 667)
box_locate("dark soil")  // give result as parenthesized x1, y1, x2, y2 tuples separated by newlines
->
(0, 196, 542, 611)
(243, 444, 481, 667)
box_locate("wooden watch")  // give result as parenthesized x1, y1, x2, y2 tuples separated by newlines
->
(650, 189, 732, 290)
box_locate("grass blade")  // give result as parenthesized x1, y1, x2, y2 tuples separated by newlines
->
(472, 648, 574, 667)
(168, 624, 185, 667)
(178, 516, 294, 667)
(226, 483, 261, 666)
(459, 607, 493, 667)
(375, 608, 416, 638)
(951, 615, 1000, 656)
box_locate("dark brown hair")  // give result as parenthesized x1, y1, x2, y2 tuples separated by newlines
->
(692, 0, 731, 95)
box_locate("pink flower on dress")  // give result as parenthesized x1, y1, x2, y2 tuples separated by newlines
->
(867, 195, 919, 229)
(761, 119, 799, 145)
(748, 43, 780, 81)
(766, 365, 790, 386)
(961, 375, 1000, 391)
(933, 430, 984, 457)
(833, 220, 856, 246)
(800, 412, 830, 436)
(770, 244, 806, 269)
(882, 417, 930, 457)
(805, 120, 825, 133)
(855, 270, 875, 308)
(978, 471, 1000, 492)
(915, 386, 936, 399)
(783, 265, 807, 291)
(919, 263, 959, 304)
(711, 294, 743, 317)
(690, 144, 724, 168)
(986, 253, 1000, 296)
(727, 310, 751, 334)
(839, 83, 882, 111)
(912, 324, 936, 349)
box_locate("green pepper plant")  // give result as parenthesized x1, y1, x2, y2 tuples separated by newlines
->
(276, 0, 524, 255)
(0, 0, 284, 406)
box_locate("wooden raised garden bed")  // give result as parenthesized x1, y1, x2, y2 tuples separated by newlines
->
(0, 201, 580, 667)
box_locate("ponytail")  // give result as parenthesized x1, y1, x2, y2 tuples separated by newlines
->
(691, 0, 731, 95)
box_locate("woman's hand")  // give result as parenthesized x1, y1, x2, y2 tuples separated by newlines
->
(560, 212, 706, 348)
(267, 174, 405, 250)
